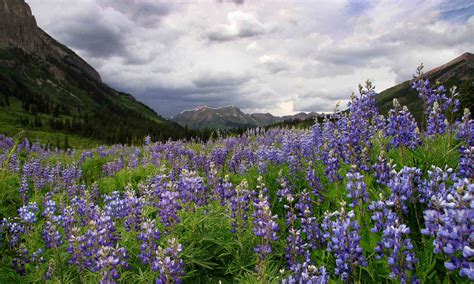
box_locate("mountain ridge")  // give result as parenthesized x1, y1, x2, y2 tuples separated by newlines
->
(375, 52, 474, 119)
(171, 105, 320, 130)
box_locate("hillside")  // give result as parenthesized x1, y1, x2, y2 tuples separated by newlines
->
(172, 105, 320, 130)
(376, 52, 474, 119)
(0, 0, 190, 146)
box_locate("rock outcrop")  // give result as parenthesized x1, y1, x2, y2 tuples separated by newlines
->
(0, 0, 101, 82)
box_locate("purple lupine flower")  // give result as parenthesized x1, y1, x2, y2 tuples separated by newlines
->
(253, 188, 279, 259)
(216, 175, 235, 205)
(229, 179, 251, 234)
(277, 173, 306, 274)
(156, 184, 182, 231)
(307, 161, 324, 200)
(346, 168, 369, 208)
(145, 135, 152, 146)
(137, 219, 161, 265)
(422, 177, 474, 281)
(96, 245, 129, 283)
(458, 146, 473, 180)
(124, 188, 144, 231)
(128, 149, 140, 169)
(12, 244, 29, 274)
(381, 221, 418, 283)
(178, 169, 208, 208)
(456, 108, 474, 146)
(153, 238, 185, 284)
(19, 176, 29, 204)
(387, 166, 421, 213)
(43, 221, 62, 249)
(42, 199, 59, 220)
(102, 157, 125, 177)
(285, 227, 306, 276)
(312, 123, 323, 153)
(253, 176, 279, 280)
(66, 226, 86, 270)
(282, 260, 328, 284)
(373, 151, 395, 186)
(1, 218, 25, 248)
(385, 99, 421, 149)
(417, 166, 453, 204)
(324, 150, 341, 182)
(295, 190, 321, 249)
(30, 248, 44, 263)
(207, 162, 220, 200)
(368, 196, 398, 235)
(67, 211, 118, 272)
(277, 173, 296, 226)
(412, 76, 437, 116)
(8, 153, 19, 173)
(62, 205, 77, 238)
(103, 191, 127, 219)
(322, 202, 367, 281)
(426, 102, 448, 136)
(18, 202, 38, 224)
(370, 195, 418, 283)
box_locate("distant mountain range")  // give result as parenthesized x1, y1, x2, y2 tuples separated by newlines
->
(174, 52, 474, 130)
(0, 0, 192, 145)
(171, 105, 321, 130)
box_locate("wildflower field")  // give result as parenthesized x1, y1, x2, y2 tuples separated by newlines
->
(0, 73, 472, 283)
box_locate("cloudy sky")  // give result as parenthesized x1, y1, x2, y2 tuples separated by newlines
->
(27, 0, 473, 117)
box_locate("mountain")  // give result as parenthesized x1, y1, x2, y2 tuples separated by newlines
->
(171, 105, 320, 130)
(250, 113, 283, 125)
(171, 106, 258, 130)
(376, 52, 474, 119)
(0, 0, 191, 146)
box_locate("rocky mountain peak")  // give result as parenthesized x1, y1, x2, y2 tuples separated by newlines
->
(0, 0, 39, 51)
(0, 0, 101, 82)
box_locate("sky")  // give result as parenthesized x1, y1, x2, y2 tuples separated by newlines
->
(27, 0, 474, 117)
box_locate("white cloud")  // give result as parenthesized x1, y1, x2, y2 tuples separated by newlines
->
(206, 10, 267, 42)
(259, 54, 291, 74)
(26, 0, 474, 117)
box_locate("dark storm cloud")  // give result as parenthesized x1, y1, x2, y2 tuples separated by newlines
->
(123, 82, 270, 117)
(192, 73, 250, 88)
(139, 88, 240, 117)
(51, 11, 128, 58)
(317, 44, 395, 66)
(97, 0, 173, 27)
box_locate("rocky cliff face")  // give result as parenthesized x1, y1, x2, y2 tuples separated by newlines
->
(0, 0, 101, 82)
(0, 0, 38, 50)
